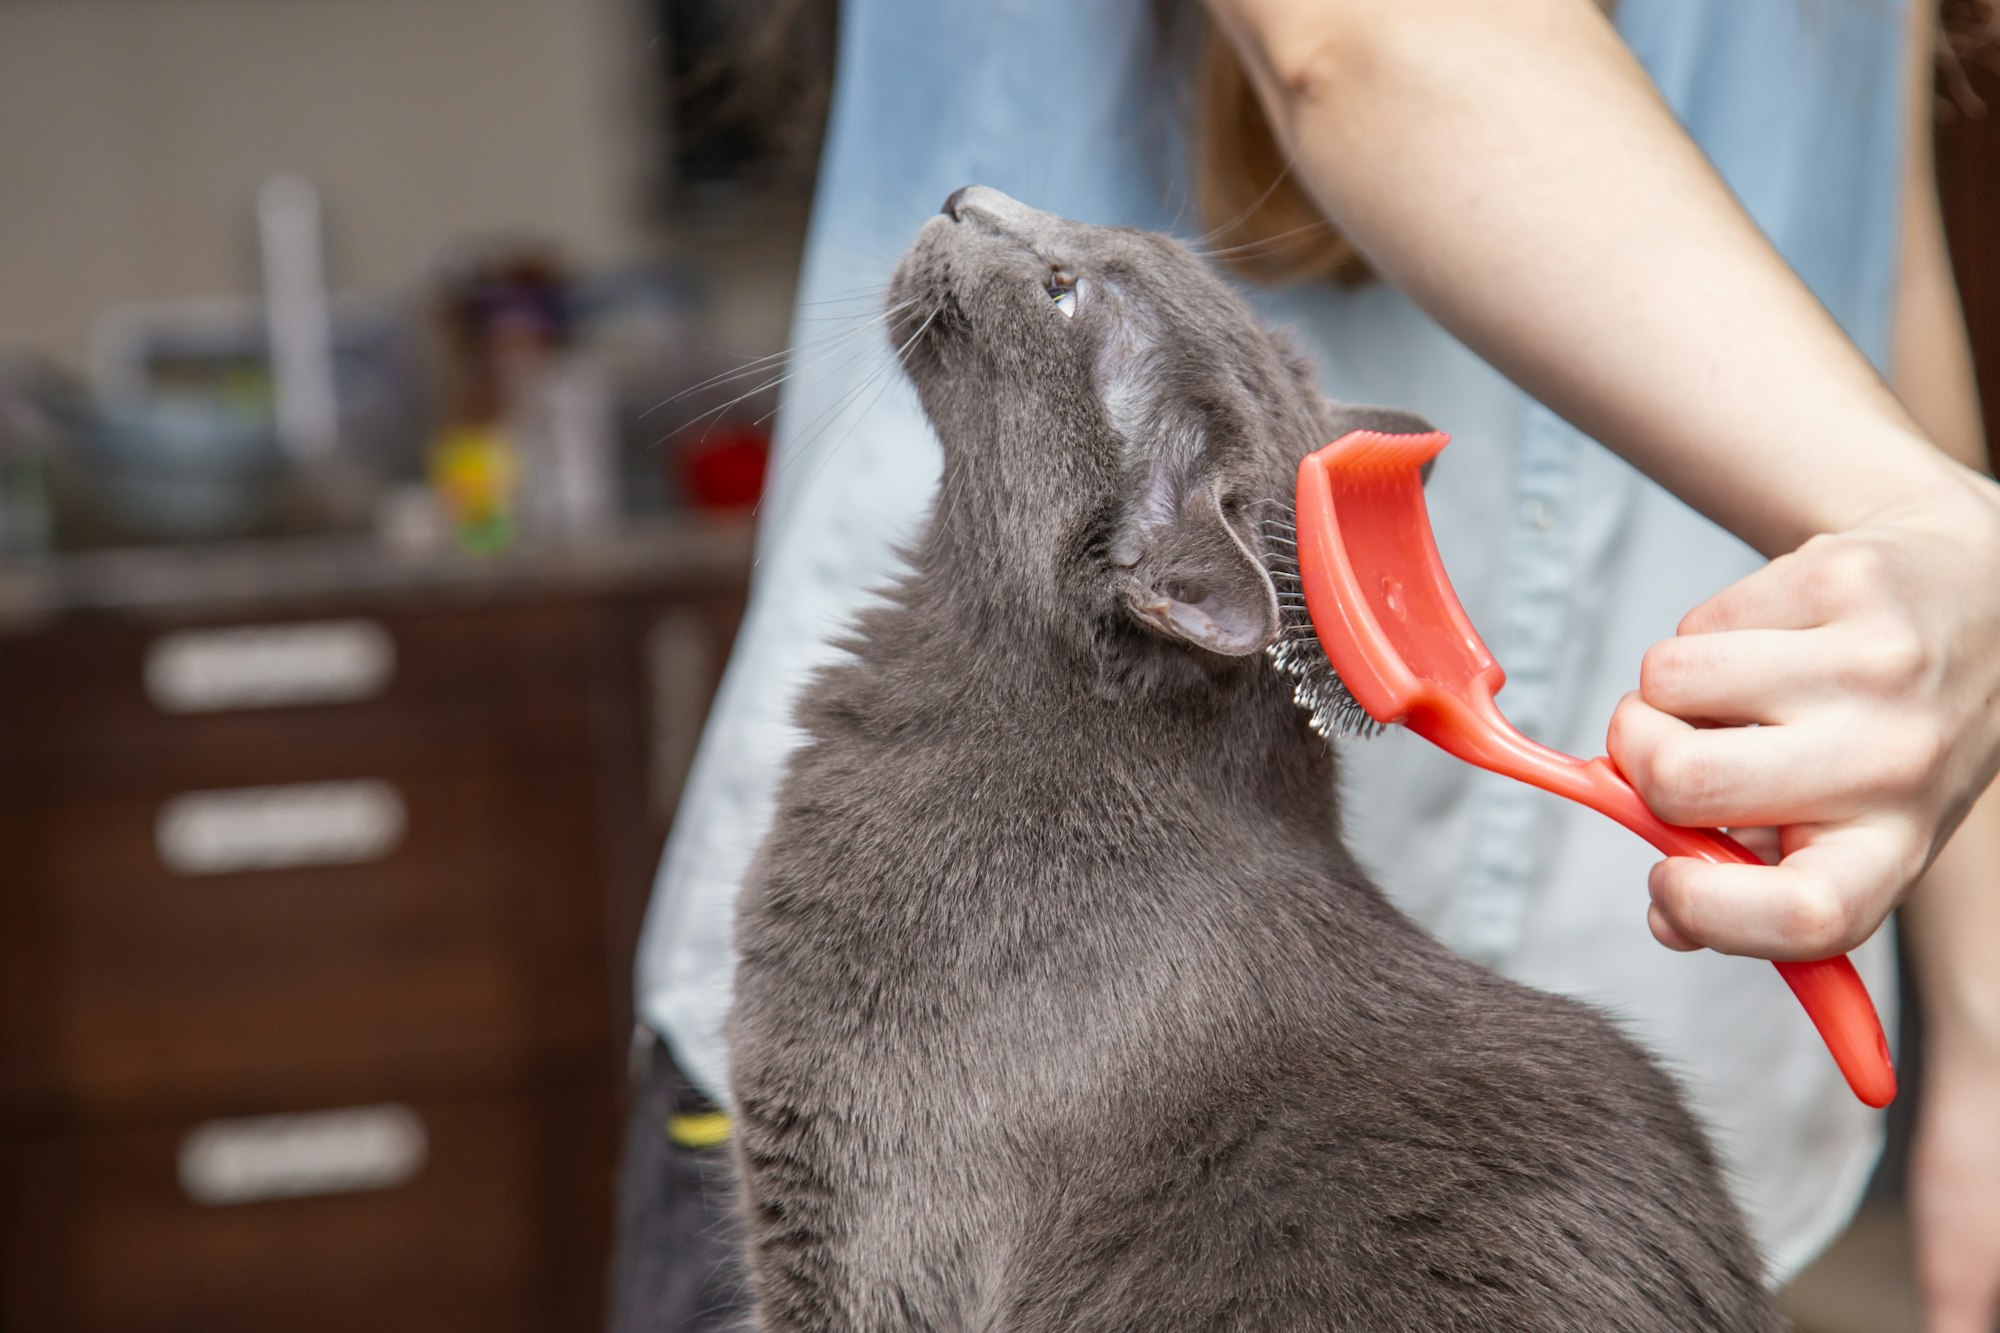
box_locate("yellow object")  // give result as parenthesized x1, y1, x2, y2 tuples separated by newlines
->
(429, 423, 518, 552)
(666, 1110, 732, 1150)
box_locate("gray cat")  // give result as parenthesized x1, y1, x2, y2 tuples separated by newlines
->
(728, 186, 1784, 1331)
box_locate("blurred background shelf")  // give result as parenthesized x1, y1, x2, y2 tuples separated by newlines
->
(0, 523, 749, 1330)
(0, 515, 752, 629)
(0, 0, 806, 1320)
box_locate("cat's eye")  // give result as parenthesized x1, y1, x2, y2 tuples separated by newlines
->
(1046, 271, 1078, 318)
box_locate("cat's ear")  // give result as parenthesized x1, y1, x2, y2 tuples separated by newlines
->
(1124, 484, 1279, 657)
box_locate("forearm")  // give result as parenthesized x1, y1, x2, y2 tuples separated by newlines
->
(1203, 0, 1983, 555)
(1904, 783, 2000, 1057)
(1890, 0, 1986, 473)
(1893, 194, 1984, 469)
(1890, 0, 1998, 1065)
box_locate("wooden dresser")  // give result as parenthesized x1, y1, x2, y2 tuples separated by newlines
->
(0, 520, 750, 1332)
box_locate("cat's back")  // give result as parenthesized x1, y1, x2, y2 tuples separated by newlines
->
(987, 962, 1783, 1332)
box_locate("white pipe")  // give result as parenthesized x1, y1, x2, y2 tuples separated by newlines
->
(256, 173, 340, 461)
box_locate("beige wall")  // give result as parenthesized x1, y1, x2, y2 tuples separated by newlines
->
(0, 0, 654, 365)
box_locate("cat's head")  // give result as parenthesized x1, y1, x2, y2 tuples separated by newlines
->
(888, 186, 1426, 665)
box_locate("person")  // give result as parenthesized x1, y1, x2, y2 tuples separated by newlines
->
(614, 1, 2000, 1329)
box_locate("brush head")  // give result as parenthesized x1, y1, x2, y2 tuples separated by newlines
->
(1260, 507, 1384, 741)
(1261, 428, 1487, 742)
(1282, 429, 1506, 741)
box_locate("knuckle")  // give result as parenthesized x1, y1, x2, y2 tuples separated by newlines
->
(1781, 882, 1852, 956)
(1647, 741, 1710, 823)
(1810, 542, 1889, 609)
(1851, 626, 1926, 691)
(1638, 642, 1691, 706)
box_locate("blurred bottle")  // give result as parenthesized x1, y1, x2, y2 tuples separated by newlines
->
(509, 348, 616, 539)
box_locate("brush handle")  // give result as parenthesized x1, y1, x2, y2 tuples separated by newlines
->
(1565, 755, 1895, 1110)
(1410, 691, 1897, 1109)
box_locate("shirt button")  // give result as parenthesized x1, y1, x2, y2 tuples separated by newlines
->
(1522, 498, 1557, 534)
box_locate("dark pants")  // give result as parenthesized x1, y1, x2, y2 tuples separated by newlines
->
(608, 1035, 750, 1333)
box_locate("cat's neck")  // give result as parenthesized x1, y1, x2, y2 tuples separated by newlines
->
(831, 557, 1344, 839)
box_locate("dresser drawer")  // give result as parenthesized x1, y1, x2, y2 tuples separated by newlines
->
(1, 750, 608, 1118)
(0, 601, 599, 782)
(0, 1083, 614, 1333)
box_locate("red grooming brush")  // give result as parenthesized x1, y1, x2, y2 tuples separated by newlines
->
(1268, 428, 1895, 1109)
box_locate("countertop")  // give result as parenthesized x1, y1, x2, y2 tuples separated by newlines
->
(0, 515, 756, 635)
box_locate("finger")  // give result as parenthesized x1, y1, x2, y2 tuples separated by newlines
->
(1677, 538, 1893, 636)
(1637, 627, 1848, 724)
(1646, 834, 1906, 960)
(1606, 693, 1876, 827)
(1677, 552, 1829, 635)
(1645, 899, 1701, 952)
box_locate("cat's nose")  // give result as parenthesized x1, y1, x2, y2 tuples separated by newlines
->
(942, 186, 1034, 229)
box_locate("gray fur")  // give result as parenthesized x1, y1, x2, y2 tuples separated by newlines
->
(728, 187, 1783, 1331)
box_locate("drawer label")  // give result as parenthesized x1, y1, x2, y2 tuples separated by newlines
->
(156, 780, 406, 875)
(145, 619, 394, 713)
(178, 1104, 428, 1205)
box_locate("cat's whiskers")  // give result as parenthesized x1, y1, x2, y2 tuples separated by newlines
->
(643, 299, 918, 420)
(765, 312, 924, 475)
(794, 281, 895, 307)
(749, 301, 932, 434)
(658, 339, 870, 448)
(649, 320, 878, 413)
(650, 306, 924, 453)
(1195, 219, 1341, 263)
(762, 301, 943, 522)
(1184, 154, 1309, 251)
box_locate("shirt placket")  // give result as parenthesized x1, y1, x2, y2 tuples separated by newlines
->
(1446, 407, 1578, 965)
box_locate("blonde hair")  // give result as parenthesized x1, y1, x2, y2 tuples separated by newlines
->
(1190, 20, 1367, 287)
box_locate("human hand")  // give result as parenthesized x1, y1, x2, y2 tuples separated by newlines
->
(1605, 478, 2000, 961)
(1910, 1035, 2000, 1333)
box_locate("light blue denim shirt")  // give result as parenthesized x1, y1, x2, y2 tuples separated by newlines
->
(639, 0, 1905, 1280)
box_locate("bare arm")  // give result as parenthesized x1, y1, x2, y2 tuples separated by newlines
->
(1882, 8, 2000, 1330)
(1908, 787, 2000, 1333)
(1203, 0, 1985, 552)
(1889, 0, 1997, 1047)
(1206, 0, 2000, 967)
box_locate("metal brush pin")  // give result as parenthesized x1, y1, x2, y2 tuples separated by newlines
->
(1259, 511, 1384, 741)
